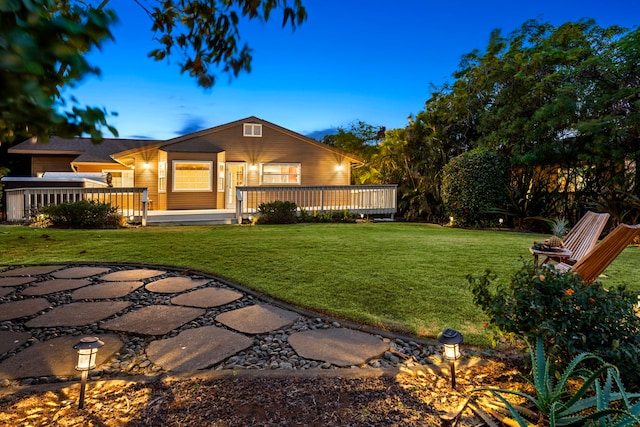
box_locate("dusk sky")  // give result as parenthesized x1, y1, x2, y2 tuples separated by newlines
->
(70, 0, 640, 140)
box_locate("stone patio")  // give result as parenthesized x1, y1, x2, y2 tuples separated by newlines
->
(0, 264, 423, 384)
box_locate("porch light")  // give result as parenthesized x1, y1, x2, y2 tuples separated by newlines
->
(143, 162, 151, 170)
(336, 164, 344, 171)
(250, 164, 258, 171)
(73, 337, 104, 409)
(438, 328, 463, 389)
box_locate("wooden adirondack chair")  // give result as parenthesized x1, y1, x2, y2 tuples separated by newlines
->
(554, 223, 640, 283)
(552, 211, 610, 265)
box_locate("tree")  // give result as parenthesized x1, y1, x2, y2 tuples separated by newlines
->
(1, 0, 118, 143)
(321, 121, 385, 184)
(0, 0, 307, 144)
(421, 19, 639, 226)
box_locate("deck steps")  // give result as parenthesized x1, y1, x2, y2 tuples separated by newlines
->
(146, 210, 237, 226)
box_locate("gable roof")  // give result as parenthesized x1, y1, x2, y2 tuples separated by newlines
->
(8, 136, 157, 164)
(113, 116, 364, 164)
(8, 117, 364, 164)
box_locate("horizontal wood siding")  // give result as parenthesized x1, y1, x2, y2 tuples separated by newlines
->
(131, 150, 160, 211)
(32, 156, 76, 176)
(197, 123, 351, 186)
(165, 152, 217, 210)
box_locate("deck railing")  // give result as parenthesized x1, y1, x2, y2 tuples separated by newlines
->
(236, 185, 397, 222)
(4, 187, 149, 225)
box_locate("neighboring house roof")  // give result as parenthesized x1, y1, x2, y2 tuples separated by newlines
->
(8, 117, 364, 165)
(8, 136, 157, 165)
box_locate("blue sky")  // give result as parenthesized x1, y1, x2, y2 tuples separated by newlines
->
(71, 0, 640, 140)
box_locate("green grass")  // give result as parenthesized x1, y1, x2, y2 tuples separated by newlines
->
(2, 223, 638, 346)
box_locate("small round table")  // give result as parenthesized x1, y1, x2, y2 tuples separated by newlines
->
(529, 247, 571, 266)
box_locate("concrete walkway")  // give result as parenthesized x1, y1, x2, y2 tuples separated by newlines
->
(0, 264, 432, 387)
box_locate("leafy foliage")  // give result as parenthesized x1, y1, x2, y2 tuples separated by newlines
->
(415, 19, 640, 228)
(256, 200, 297, 224)
(40, 200, 124, 228)
(321, 121, 385, 185)
(441, 149, 508, 227)
(0, 0, 118, 143)
(1, 0, 306, 143)
(147, 0, 306, 88)
(468, 261, 640, 388)
(298, 209, 356, 223)
(473, 337, 640, 426)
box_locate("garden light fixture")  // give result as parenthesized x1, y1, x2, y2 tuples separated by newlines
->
(73, 337, 104, 409)
(438, 328, 463, 389)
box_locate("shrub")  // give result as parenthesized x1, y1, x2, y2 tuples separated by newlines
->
(299, 209, 356, 223)
(468, 260, 640, 389)
(256, 200, 298, 224)
(441, 149, 508, 227)
(473, 336, 640, 426)
(41, 200, 124, 229)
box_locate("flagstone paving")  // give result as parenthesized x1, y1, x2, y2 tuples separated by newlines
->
(0, 264, 435, 386)
(101, 305, 205, 336)
(215, 304, 300, 334)
(146, 326, 253, 372)
(145, 277, 210, 293)
(25, 301, 131, 328)
(71, 281, 144, 300)
(0, 332, 31, 355)
(170, 288, 242, 308)
(51, 266, 111, 279)
(101, 269, 165, 282)
(0, 276, 37, 287)
(21, 279, 92, 296)
(288, 329, 391, 367)
(0, 334, 123, 379)
(0, 299, 51, 321)
(0, 265, 64, 277)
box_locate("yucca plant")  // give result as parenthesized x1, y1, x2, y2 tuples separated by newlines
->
(471, 337, 640, 426)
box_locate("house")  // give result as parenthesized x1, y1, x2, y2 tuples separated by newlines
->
(7, 117, 365, 212)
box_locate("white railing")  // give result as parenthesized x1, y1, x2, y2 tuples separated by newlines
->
(235, 185, 397, 222)
(4, 187, 149, 225)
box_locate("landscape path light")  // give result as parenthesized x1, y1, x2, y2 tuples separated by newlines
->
(438, 328, 463, 389)
(73, 336, 104, 409)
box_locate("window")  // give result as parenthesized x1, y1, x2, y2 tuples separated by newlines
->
(103, 170, 134, 187)
(158, 162, 166, 193)
(172, 161, 213, 191)
(243, 123, 262, 137)
(218, 162, 225, 192)
(261, 163, 301, 185)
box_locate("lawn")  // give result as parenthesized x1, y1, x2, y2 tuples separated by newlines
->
(2, 222, 638, 346)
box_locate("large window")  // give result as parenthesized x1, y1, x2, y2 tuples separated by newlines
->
(172, 161, 213, 191)
(261, 163, 301, 185)
(243, 123, 262, 137)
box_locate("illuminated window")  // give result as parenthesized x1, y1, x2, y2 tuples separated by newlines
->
(103, 170, 133, 187)
(243, 123, 262, 137)
(218, 162, 225, 192)
(172, 161, 212, 191)
(261, 163, 301, 185)
(158, 162, 166, 193)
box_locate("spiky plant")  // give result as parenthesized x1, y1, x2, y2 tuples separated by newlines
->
(546, 217, 569, 248)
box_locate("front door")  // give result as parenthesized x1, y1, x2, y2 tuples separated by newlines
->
(225, 162, 246, 209)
